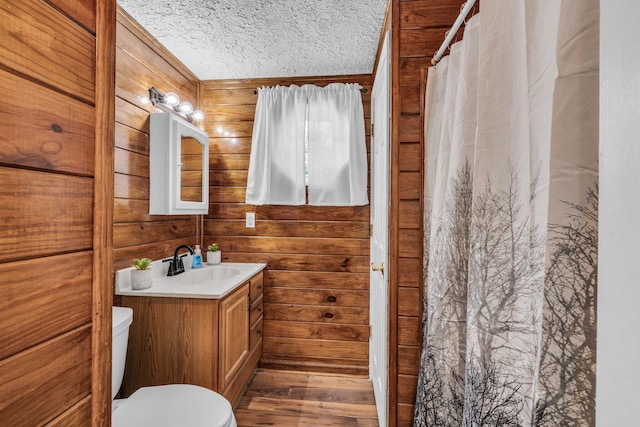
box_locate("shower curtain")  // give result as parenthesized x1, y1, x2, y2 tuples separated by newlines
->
(415, 0, 599, 426)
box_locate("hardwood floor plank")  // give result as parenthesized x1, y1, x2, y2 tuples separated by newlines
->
(235, 369, 379, 427)
(247, 397, 377, 418)
(235, 412, 359, 426)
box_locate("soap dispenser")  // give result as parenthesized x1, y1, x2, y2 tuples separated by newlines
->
(192, 245, 203, 268)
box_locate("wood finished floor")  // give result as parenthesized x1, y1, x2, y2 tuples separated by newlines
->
(235, 369, 379, 426)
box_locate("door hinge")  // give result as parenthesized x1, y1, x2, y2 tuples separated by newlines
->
(369, 325, 373, 338)
(371, 123, 375, 137)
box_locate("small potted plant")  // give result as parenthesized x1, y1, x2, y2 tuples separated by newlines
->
(206, 243, 221, 265)
(131, 258, 153, 290)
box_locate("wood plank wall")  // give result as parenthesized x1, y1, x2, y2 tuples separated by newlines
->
(386, 0, 467, 425)
(0, 0, 115, 425)
(200, 76, 372, 376)
(113, 7, 201, 273)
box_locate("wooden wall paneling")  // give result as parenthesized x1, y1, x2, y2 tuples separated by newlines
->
(113, 219, 195, 248)
(46, 0, 96, 33)
(117, 7, 196, 89)
(388, 1, 401, 422)
(384, 0, 463, 424)
(115, 122, 148, 153)
(398, 345, 420, 375)
(399, 143, 422, 171)
(0, 168, 93, 262)
(265, 271, 369, 290)
(0, 0, 95, 103)
(0, 69, 95, 176)
(263, 337, 369, 360)
(93, 0, 116, 424)
(219, 253, 370, 274)
(397, 403, 415, 426)
(0, 0, 108, 423)
(398, 257, 421, 287)
(113, 6, 200, 275)
(399, 0, 461, 29)
(398, 287, 420, 317)
(400, 27, 447, 57)
(116, 23, 196, 95)
(46, 396, 92, 427)
(209, 204, 370, 221)
(264, 320, 369, 342)
(201, 75, 372, 375)
(265, 288, 369, 307)
(0, 326, 92, 426)
(114, 146, 149, 177)
(221, 236, 368, 256)
(207, 220, 368, 239)
(399, 115, 421, 142)
(0, 253, 92, 360)
(398, 316, 420, 346)
(114, 172, 149, 200)
(113, 236, 198, 270)
(115, 97, 150, 132)
(399, 200, 421, 229)
(264, 304, 369, 325)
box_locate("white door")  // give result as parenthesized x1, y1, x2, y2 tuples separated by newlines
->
(370, 31, 390, 427)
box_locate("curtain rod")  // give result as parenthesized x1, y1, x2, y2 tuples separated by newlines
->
(431, 0, 477, 66)
(252, 87, 368, 95)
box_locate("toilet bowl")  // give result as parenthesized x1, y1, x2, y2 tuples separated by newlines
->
(112, 306, 237, 427)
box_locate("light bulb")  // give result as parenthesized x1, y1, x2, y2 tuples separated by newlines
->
(190, 110, 204, 121)
(178, 102, 193, 114)
(163, 92, 180, 106)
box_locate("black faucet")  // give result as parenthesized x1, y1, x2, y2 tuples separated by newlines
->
(163, 244, 194, 276)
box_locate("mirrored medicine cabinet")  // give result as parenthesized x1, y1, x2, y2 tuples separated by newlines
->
(149, 112, 209, 214)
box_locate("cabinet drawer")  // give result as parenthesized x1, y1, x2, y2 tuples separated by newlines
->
(249, 316, 263, 350)
(249, 272, 263, 300)
(249, 293, 263, 326)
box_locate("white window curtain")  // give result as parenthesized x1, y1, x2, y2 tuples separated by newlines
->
(307, 83, 369, 206)
(245, 85, 307, 205)
(245, 83, 368, 206)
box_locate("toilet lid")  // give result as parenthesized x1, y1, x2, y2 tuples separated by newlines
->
(113, 384, 235, 427)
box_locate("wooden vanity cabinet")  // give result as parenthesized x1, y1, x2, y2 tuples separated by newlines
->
(218, 283, 249, 394)
(120, 271, 263, 406)
(219, 272, 263, 406)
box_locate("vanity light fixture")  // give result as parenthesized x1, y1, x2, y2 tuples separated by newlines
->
(149, 87, 204, 122)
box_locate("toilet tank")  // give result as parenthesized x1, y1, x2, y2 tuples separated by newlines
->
(112, 306, 133, 400)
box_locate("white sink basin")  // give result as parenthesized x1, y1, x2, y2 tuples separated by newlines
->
(175, 266, 241, 285)
(115, 262, 266, 299)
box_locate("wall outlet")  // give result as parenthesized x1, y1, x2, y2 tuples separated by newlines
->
(246, 212, 255, 228)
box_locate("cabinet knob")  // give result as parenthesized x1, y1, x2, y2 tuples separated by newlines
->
(257, 284, 263, 289)
(324, 312, 334, 319)
(258, 307, 262, 312)
(257, 329, 262, 335)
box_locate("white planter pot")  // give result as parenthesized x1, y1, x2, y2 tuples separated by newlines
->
(131, 269, 153, 290)
(207, 251, 221, 265)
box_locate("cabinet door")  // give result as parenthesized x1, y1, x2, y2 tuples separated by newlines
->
(218, 283, 249, 392)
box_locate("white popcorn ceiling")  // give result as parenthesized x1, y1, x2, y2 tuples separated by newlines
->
(118, 0, 388, 80)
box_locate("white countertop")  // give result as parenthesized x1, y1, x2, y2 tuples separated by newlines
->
(116, 262, 266, 299)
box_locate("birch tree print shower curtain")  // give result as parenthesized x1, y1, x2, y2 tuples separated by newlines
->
(415, 0, 599, 425)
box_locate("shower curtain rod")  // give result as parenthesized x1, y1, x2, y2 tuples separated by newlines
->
(252, 87, 368, 95)
(431, 0, 477, 65)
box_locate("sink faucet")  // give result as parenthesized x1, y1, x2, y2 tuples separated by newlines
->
(163, 244, 194, 276)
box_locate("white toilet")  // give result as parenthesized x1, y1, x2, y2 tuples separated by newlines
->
(112, 306, 237, 427)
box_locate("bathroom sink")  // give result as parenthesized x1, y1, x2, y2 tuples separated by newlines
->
(115, 261, 266, 299)
(175, 266, 241, 285)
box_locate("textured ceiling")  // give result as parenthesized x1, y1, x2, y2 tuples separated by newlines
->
(117, 0, 388, 80)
